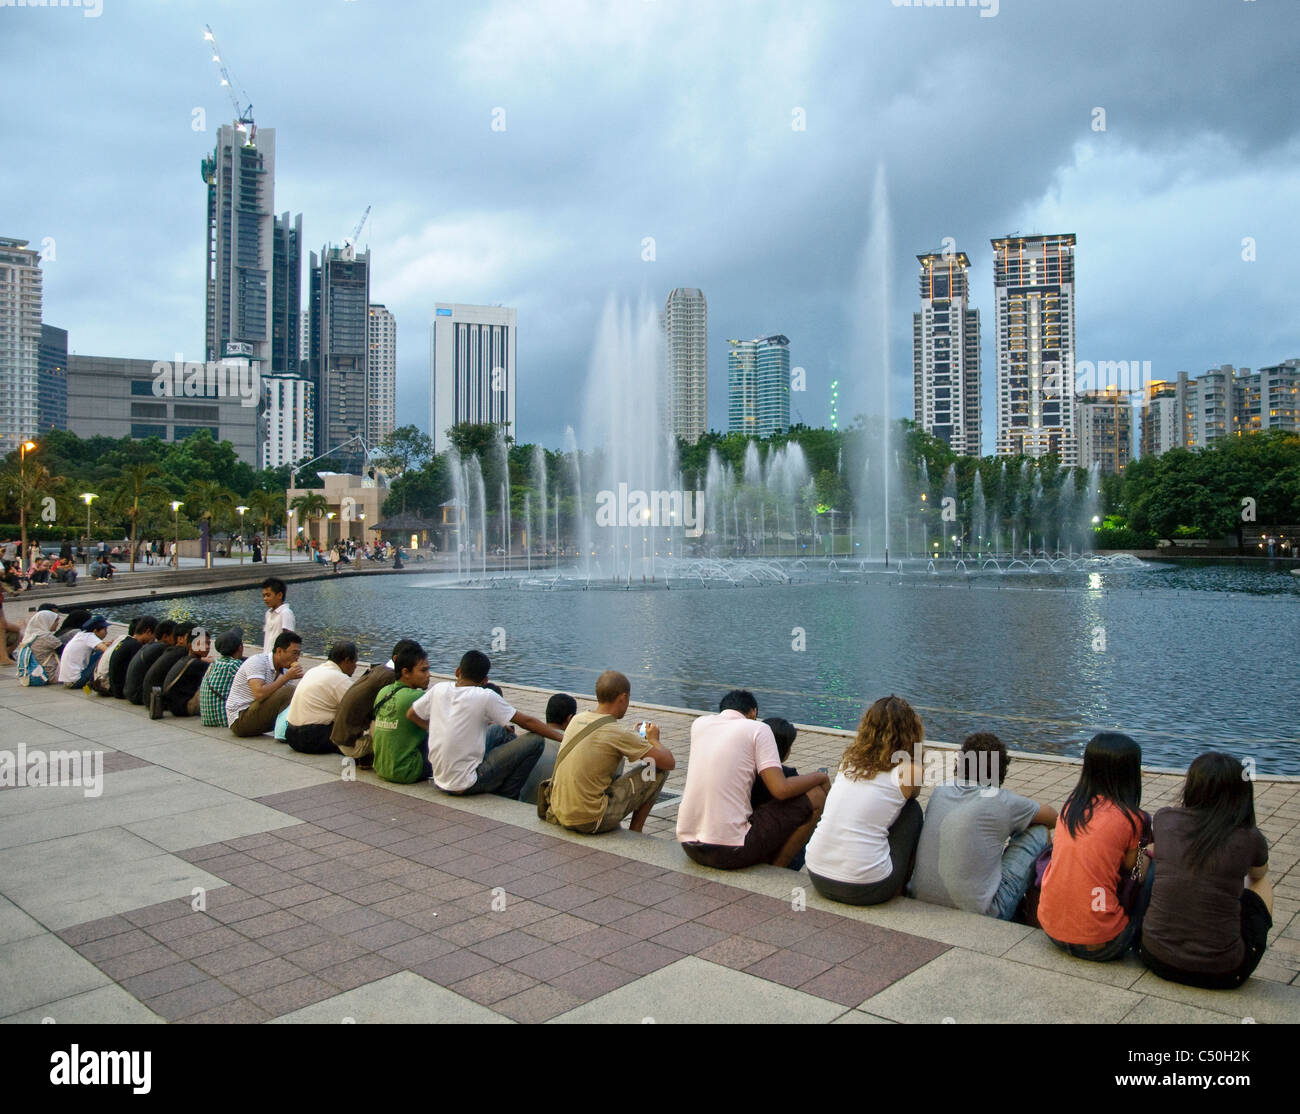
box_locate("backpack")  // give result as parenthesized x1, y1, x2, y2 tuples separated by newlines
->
(16, 644, 49, 687)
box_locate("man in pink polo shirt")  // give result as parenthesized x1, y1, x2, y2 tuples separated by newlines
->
(677, 690, 829, 870)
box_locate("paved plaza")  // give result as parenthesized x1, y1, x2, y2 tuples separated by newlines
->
(2, 627, 1298, 1024)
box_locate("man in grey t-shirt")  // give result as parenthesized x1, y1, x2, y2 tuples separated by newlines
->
(907, 733, 1057, 920)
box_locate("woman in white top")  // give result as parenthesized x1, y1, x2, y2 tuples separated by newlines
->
(805, 695, 926, 906)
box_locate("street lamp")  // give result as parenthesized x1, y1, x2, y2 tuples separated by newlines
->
(236, 505, 248, 564)
(287, 508, 294, 562)
(170, 501, 183, 568)
(80, 492, 97, 572)
(19, 440, 36, 570)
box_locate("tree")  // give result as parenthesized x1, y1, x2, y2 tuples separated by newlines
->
(187, 479, 236, 568)
(290, 492, 329, 552)
(107, 462, 167, 571)
(247, 489, 285, 555)
(373, 426, 434, 511)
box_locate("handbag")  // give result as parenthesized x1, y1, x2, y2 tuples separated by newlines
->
(1017, 844, 1054, 928)
(535, 715, 617, 820)
(1116, 812, 1154, 915)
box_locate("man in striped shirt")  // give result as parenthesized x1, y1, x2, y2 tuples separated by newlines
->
(198, 628, 245, 727)
(227, 631, 303, 737)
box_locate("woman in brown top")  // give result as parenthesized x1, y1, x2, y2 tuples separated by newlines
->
(1138, 752, 1272, 989)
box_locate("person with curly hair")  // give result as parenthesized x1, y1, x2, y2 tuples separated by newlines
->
(805, 695, 926, 906)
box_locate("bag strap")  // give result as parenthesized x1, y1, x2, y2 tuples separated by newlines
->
(552, 715, 618, 776)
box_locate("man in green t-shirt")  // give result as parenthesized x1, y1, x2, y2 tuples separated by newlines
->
(372, 643, 432, 784)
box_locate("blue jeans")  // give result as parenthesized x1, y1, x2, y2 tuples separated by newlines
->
(1047, 861, 1156, 961)
(990, 825, 1051, 921)
(448, 733, 544, 800)
(67, 649, 103, 689)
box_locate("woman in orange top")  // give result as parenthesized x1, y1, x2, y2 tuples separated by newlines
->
(1038, 733, 1152, 962)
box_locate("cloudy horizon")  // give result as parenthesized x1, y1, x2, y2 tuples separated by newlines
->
(3, 0, 1297, 455)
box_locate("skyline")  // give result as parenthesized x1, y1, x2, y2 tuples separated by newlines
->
(3, 0, 1298, 456)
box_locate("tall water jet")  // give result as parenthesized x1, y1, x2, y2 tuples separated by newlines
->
(580, 297, 674, 583)
(531, 443, 548, 559)
(494, 429, 511, 563)
(972, 470, 987, 554)
(468, 455, 487, 579)
(943, 464, 958, 555)
(851, 166, 896, 564)
(563, 426, 589, 579)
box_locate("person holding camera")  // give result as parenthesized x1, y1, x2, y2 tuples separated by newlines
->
(542, 670, 675, 835)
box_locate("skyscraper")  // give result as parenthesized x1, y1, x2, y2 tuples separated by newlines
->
(913, 252, 981, 456)
(727, 334, 790, 437)
(0, 237, 42, 455)
(663, 287, 707, 444)
(308, 245, 370, 469)
(261, 374, 315, 470)
(428, 303, 516, 454)
(271, 212, 302, 373)
(38, 324, 68, 434)
(202, 124, 275, 366)
(368, 304, 397, 446)
(1075, 388, 1133, 475)
(991, 234, 1078, 463)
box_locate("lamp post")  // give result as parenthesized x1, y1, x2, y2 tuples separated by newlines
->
(236, 505, 248, 564)
(287, 509, 294, 562)
(170, 501, 183, 568)
(19, 440, 36, 570)
(80, 492, 97, 572)
(358, 513, 366, 556)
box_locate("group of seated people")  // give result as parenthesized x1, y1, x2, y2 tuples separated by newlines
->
(15, 602, 1276, 992)
(679, 693, 1273, 992)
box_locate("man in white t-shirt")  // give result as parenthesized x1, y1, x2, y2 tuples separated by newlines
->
(59, 616, 112, 689)
(676, 690, 828, 870)
(407, 649, 563, 798)
(261, 577, 296, 650)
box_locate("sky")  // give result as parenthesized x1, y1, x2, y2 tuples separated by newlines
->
(3, 0, 1298, 455)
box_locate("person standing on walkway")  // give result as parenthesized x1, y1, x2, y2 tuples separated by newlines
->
(261, 577, 296, 649)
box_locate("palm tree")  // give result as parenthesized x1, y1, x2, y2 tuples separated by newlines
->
(107, 463, 167, 571)
(247, 489, 285, 560)
(290, 492, 329, 557)
(188, 480, 236, 568)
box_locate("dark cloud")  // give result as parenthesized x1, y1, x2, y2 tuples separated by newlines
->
(2, 0, 1296, 453)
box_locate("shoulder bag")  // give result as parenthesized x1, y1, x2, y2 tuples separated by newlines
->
(535, 714, 617, 821)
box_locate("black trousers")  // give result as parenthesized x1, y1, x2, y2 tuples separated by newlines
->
(285, 722, 342, 755)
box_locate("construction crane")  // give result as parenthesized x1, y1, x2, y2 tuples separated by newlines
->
(342, 206, 371, 261)
(203, 24, 255, 144)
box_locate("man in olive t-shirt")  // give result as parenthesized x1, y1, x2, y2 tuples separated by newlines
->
(548, 670, 675, 834)
(372, 646, 432, 784)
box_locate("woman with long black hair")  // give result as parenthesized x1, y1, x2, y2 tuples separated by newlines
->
(1038, 732, 1152, 961)
(1138, 752, 1272, 989)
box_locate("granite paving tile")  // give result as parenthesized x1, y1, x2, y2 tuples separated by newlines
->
(376, 934, 459, 968)
(218, 956, 308, 996)
(562, 926, 641, 960)
(77, 928, 157, 962)
(449, 966, 539, 1005)
(96, 943, 186, 981)
(317, 953, 403, 992)
(547, 960, 641, 1003)
(434, 914, 515, 947)
(409, 948, 497, 987)
(601, 941, 687, 976)
(649, 922, 730, 955)
(121, 961, 209, 1000)
(491, 983, 584, 1023)
(605, 908, 687, 939)
(744, 948, 834, 989)
(256, 923, 335, 955)
(468, 929, 554, 964)
(147, 978, 242, 1022)
(165, 925, 247, 960)
(191, 940, 277, 977)
(506, 944, 590, 981)
(247, 974, 338, 1018)
(695, 934, 780, 970)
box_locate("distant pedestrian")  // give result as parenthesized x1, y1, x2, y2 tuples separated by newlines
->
(252, 536, 262, 563)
